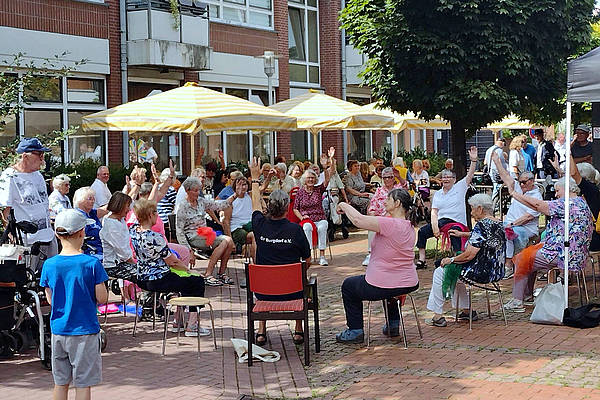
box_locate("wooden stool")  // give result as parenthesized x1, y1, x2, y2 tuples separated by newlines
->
(161, 297, 217, 357)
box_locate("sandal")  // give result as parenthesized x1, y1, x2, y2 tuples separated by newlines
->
(292, 331, 304, 345)
(416, 260, 427, 270)
(217, 273, 234, 285)
(204, 275, 223, 286)
(256, 332, 267, 346)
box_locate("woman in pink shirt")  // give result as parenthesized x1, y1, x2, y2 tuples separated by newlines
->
(336, 188, 419, 343)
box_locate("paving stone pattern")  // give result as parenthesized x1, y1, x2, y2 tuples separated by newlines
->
(1, 231, 600, 399)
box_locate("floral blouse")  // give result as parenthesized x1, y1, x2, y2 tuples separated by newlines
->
(294, 184, 327, 222)
(461, 218, 506, 284)
(129, 224, 170, 281)
(368, 183, 402, 216)
(540, 196, 593, 271)
(176, 196, 230, 248)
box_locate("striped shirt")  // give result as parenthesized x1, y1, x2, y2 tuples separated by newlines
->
(157, 186, 177, 224)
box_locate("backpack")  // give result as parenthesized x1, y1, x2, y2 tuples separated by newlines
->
(563, 303, 600, 329)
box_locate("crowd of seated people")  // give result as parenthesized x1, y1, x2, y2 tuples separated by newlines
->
(40, 130, 598, 349)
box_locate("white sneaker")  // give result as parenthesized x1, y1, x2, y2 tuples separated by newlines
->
(184, 325, 211, 337)
(170, 326, 185, 333)
(319, 256, 328, 266)
(362, 254, 370, 266)
(503, 298, 525, 313)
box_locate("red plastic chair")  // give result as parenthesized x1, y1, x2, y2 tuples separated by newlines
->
(287, 187, 300, 223)
(244, 261, 319, 366)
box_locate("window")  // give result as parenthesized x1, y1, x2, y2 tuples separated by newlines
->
(346, 131, 371, 161)
(205, 0, 273, 28)
(288, 1, 319, 85)
(67, 111, 105, 164)
(5, 74, 106, 164)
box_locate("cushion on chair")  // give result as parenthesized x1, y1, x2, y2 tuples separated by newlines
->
(253, 299, 304, 312)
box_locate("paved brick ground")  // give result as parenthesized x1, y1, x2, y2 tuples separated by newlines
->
(2, 230, 600, 399)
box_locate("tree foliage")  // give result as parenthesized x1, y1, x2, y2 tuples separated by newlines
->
(341, 0, 595, 174)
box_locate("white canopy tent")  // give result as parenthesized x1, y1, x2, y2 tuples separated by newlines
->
(563, 46, 600, 307)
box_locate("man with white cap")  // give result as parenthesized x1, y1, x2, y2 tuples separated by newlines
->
(571, 124, 593, 165)
(0, 137, 57, 271)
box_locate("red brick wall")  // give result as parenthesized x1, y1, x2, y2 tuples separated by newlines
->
(318, 0, 341, 98)
(0, 0, 109, 38)
(426, 129, 435, 153)
(273, 0, 290, 159)
(210, 22, 277, 57)
(105, 0, 123, 165)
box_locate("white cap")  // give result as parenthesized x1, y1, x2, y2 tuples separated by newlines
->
(54, 209, 95, 235)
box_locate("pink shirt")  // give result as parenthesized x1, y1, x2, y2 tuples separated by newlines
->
(365, 217, 418, 289)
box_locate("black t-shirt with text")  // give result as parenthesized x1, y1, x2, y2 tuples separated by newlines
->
(252, 211, 311, 265)
(578, 178, 600, 251)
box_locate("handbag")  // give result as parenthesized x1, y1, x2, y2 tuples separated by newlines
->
(563, 303, 600, 329)
(530, 282, 565, 325)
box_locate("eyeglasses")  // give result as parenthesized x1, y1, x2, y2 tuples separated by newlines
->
(30, 151, 44, 158)
(382, 176, 395, 179)
(519, 178, 533, 184)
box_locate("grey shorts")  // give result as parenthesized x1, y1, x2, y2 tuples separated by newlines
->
(188, 234, 227, 251)
(51, 333, 102, 387)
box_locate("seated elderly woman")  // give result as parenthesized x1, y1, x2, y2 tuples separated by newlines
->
(362, 167, 403, 266)
(415, 147, 478, 270)
(343, 159, 371, 214)
(426, 194, 506, 327)
(293, 152, 335, 266)
(503, 176, 593, 312)
(335, 189, 419, 343)
(73, 187, 108, 259)
(99, 192, 137, 303)
(130, 198, 208, 336)
(48, 174, 72, 218)
(248, 158, 311, 346)
(217, 170, 244, 200)
(411, 159, 430, 201)
(176, 177, 236, 286)
(223, 176, 255, 258)
(491, 151, 542, 279)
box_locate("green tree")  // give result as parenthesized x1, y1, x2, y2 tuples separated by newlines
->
(341, 0, 595, 177)
(0, 52, 87, 171)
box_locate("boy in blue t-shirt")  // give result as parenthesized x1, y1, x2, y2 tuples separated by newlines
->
(40, 209, 109, 400)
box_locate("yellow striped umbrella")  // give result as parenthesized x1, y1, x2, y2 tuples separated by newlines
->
(82, 82, 296, 133)
(486, 115, 533, 130)
(269, 90, 394, 161)
(360, 102, 450, 132)
(82, 82, 296, 166)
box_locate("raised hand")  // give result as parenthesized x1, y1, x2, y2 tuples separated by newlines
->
(169, 158, 175, 177)
(320, 152, 329, 168)
(491, 150, 499, 162)
(150, 162, 159, 182)
(328, 146, 335, 159)
(249, 157, 261, 180)
(468, 146, 478, 161)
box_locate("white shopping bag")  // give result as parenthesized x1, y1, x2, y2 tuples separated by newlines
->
(530, 282, 565, 325)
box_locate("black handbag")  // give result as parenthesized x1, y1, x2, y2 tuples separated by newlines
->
(563, 303, 600, 329)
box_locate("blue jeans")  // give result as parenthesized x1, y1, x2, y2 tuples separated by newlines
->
(341, 275, 419, 330)
(503, 221, 533, 258)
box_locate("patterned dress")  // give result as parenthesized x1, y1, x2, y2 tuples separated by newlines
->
(368, 184, 403, 216)
(460, 218, 506, 284)
(540, 196, 593, 271)
(129, 224, 170, 281)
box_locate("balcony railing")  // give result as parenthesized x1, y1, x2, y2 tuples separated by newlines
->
(126, 0, 211, 70)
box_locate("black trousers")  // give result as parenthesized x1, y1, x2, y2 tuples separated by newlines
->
(142, 272, 205, 312)
(416, 218, 465, 252)
(341, 275, 419, 330)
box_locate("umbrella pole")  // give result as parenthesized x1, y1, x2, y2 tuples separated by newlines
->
(564, 102, 572, 309)
(313, 131, 320, 164)
(191, 133, 196, 169)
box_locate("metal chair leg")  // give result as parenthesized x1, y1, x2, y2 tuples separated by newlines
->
(398, 301, 408, 349)
(152, 292, 157, 331)
(485, 290, 492, 319)
(455, 289, 460, 323)
(207, 303, 217, 349)
(590, 256, 597, 297)
(581, 270, 589, 304)
(408, 294, 423, 339)
(497, 286, 508, 326)
(196, 307, 201, 358)
(576, 272, 583, 306)
(468, 286, 473, 331)
(161, 305, 171, 356)
(366, 301, 372, 348)
(177, 306, 183, 347)
(133, 292, 140, 337)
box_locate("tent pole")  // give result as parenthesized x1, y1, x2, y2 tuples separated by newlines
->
(564, 101, 572, 309)
(313, 131, 319, 164)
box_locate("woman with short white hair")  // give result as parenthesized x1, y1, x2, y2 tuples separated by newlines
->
(426, 193, 506, 327)
(49, 174, 72, 218)
(503, 176, 593, 312)
(293, 153, 335, 266)
(73, 186, 109, 259)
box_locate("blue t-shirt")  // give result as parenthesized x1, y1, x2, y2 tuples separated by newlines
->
(522, 144, 536, 172)
(78, 208, 103, 257)
(40, 254, 108, 335)
(216, 185, 234, 200)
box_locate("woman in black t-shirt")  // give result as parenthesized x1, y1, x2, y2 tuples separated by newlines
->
(249, 157, 312, 346)
(572, 160, 600, 251)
